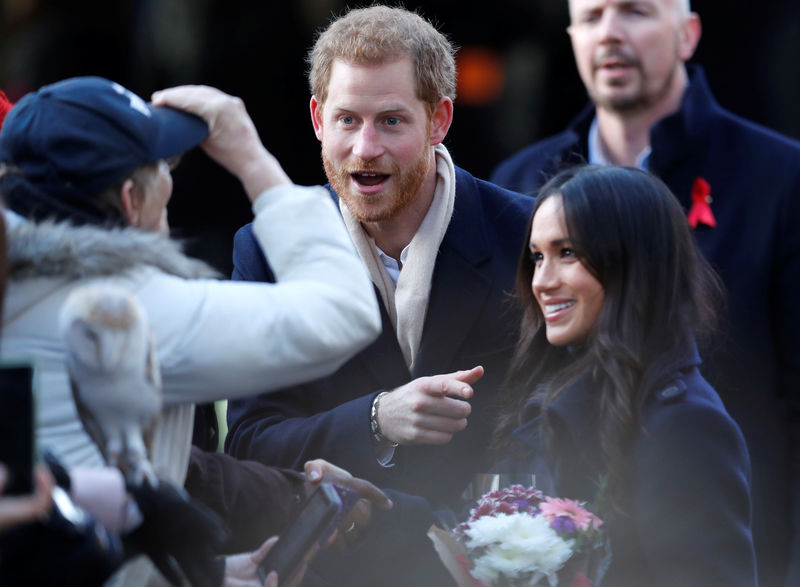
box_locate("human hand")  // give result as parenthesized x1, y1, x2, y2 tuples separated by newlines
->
(304, 459, 393, 546)
(376, 365, 484, 445)
(0, 465, 124, 586)
(234, 536, 310, 587)
(125, 479, 228, 587)
(151, 85, 291, 200)
(0, 464, 53, 534)
(223, 536, 278, 587)
(304, 460, 392, 511)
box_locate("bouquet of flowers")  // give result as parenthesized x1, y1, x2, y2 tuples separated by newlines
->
(428, 485, 608, 587)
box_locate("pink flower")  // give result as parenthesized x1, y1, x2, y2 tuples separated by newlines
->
(539, 497, 603, 532)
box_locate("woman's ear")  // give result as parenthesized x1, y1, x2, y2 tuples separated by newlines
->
(119, 178, 140, 227)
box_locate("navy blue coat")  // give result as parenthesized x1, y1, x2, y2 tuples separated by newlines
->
(500, 350, 756, 587)
(491, 65, 800, 586)
(225, 166, 534, 509)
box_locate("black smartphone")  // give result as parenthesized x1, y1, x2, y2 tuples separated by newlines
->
(258, 482, 343, 583)
(0, 363, 35, 495)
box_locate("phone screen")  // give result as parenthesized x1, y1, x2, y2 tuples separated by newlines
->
(258, 482, 342, 583)
(0, 363, 35, 495)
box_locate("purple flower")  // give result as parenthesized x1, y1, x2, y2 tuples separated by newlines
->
(550, 516, 577, 534)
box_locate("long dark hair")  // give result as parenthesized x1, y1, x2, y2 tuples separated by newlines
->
(494, 165, 723, 501)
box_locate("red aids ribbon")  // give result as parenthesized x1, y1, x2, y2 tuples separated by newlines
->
(687, 177, 716, 229)
(0, 89, 13, 130)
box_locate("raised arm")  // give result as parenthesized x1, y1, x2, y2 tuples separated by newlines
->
(134, 86, 381, 403)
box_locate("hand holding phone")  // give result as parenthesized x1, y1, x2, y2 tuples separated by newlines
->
(0, 364, 35, 496)
(0, 465, 54, 534)
(257, 482, 348, 584)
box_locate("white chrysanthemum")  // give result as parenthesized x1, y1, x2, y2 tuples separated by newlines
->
(466, 513, 574, 586)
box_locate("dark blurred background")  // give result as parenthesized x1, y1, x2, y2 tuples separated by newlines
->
(2, 0, 798, 274)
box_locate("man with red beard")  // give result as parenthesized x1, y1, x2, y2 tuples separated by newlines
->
(225, 4, 532, 566)
(491, 2, 800, 585)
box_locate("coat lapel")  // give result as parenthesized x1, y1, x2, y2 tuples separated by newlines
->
(412, 169, 493, 378)
(358, 291, 412, 387)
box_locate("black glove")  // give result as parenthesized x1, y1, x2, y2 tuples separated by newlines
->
(0, 487, 123, 586)
(124, 479, 229, 587)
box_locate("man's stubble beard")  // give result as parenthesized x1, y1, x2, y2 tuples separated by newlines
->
(322, 144, 431, 224)
(590, 42, 681, 114)
(592, 65, 677, 114)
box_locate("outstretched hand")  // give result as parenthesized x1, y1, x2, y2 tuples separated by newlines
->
(0, 464, 53, 534)
(223, 536, 278, 587)
(376, 365, 484, 445)
(151, 85, 291, 200)
(304, 460, 392, 511)
(304, 459, 392, 546)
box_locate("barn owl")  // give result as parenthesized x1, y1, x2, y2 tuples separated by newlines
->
(59, 283, 161, 485)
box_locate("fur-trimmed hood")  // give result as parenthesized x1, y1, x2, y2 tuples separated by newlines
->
(8, 219, 220, 281)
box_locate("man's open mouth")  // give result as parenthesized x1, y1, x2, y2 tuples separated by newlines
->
(352, 172, 389, 187)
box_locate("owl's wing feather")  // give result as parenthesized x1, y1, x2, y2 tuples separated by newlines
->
(69, 373, 110, 464)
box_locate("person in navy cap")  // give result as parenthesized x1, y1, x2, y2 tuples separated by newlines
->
(0, 78, 386, 585)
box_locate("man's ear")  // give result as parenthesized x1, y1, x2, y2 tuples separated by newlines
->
(678, 13, 702, 61)
(120, 178, 140, 227)
(310, 96, 324, 141)
(429, 97, 454, 146)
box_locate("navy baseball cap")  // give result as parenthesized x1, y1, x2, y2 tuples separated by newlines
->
(0, 76, 208, 206)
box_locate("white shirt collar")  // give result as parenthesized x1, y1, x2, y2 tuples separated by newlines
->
(375, 244, 410, 285)
(588, 116, 651, 170)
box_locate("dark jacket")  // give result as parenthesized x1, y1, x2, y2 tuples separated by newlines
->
(225, 166, 533, 510)
(491, 65, 800, 586)
(503, 349, 756, 587)
(185, 447, 306, 554)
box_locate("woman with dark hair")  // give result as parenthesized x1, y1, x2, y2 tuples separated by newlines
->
(493, 165, 756, 586)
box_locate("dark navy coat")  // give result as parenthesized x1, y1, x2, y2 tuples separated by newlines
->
(491, 65, 800, 586)
(502, 350, 756, 587)
(225, 166, 534, 509)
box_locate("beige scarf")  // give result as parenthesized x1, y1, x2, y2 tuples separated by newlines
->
(339, 144, 456, 370)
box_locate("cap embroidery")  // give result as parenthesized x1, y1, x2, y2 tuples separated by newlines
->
(111, 82, 151, 118)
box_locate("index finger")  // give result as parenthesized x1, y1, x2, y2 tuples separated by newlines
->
(337, 477, 393, 511)
(453, 365, 484, 385)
